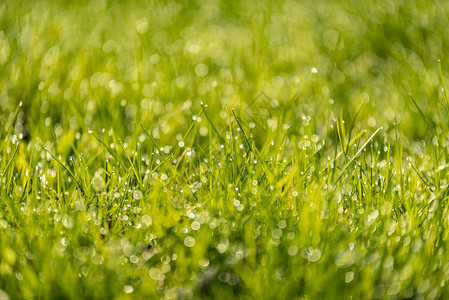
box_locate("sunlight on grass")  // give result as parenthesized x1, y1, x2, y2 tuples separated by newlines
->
(2, 0, 449, 299)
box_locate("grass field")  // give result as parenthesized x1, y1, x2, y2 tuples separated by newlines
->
(2, 0, 449, 299)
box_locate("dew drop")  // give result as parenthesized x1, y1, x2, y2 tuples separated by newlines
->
(123, 285, 134, 294)
(62, 215, 74, 229)
(91, 175, 106, 192)
(141, 215, 152, 227)
(287, 245, 298, 256)
(72, 190, 86, 211)
(191, 221, 201, 231)
(184, 236, 195, 247)
(199, 258, 210, 268)
(345, 271, 354, 283)
(308, 248, 321, 262)
(133, 190, 143, 200)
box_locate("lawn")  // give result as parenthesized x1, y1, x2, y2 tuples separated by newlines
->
(1, 0, 449, 299)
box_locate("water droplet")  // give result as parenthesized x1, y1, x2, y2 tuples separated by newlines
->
(72, 190, 86, 211)
(141, 215, 152, 228)
(195, 63, 209, 77)
(91, 175, 106, 191)
(272, 228, 282, 239)
(123, 285, 134, 294)
(335, 247, 356, 267)
(218, 272, 231, 283)
(184, 236, 195, 247)
(345, 271, 354, 283)
(133, 190, 143, 200)
(62, 215, 74, 229)
(308, 248, 321, 262)
(370, 285, 385, 299)
(287, 246, 298, 256)
(191, 221, 200, 231)
(199, 258, 210, 268)
(278, 220, 287, 229)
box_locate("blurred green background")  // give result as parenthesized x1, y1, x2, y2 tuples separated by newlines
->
(2, 0, 449, 143)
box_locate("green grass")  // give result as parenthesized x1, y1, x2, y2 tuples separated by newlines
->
(2, 0, 449, 299)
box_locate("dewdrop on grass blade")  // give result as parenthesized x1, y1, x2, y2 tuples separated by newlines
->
(133, 190, 143, 200)
(91, 169, 106, 192)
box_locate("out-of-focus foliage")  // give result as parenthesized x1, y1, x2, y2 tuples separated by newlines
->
(2, 0, 449, 141)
